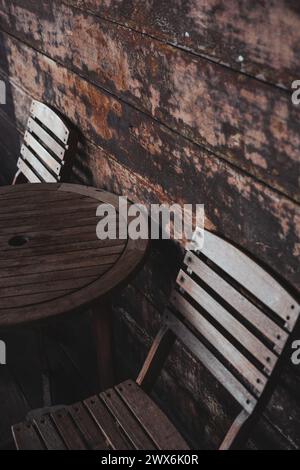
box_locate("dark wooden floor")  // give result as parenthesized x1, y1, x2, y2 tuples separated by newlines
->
(1, 303, 300, 450)
(0, 312, 99, 450)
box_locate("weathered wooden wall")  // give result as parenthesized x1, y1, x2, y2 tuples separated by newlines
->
(0, 0, 299, 449)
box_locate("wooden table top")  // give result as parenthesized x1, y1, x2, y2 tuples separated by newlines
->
(0, 183, 148, 328)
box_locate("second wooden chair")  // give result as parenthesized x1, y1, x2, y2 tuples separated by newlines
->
(12, 100, 77, 185)
(11, 230, 299, 450)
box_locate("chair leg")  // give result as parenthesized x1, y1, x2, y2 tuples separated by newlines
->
(12, 170, 19, 185)
(91, 298, 115, 391)
(12, 170, 27, 185)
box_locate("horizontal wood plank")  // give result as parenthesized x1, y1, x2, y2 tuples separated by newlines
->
(64, 0, 300, 89)
(0, 276, 97, 298)
(0, 265, 109, 289)
(0, 54, 299, 293)
(0, 17, 299, 199)
(0, 198, 99, 223)
(0, 289, 76, 309)
(0, 240, 124, 261)
(0, 252, 119, 280)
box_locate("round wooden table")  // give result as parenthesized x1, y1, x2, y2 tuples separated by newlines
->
(0, 183, 149, 388)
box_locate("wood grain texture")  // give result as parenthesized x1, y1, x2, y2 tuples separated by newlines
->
(183, 252, 289, 352)
(115, 380, 189, 450)
(0, 39, 299, 293)
(64, 0, 300, 89)
(0, 184, 148, 326)
(14, 99, 78, 184)
(114, 293, 300, 449)
(12, 379, 189, 450)
(1, 0, 299, 451)
(0, 2, 299, 199)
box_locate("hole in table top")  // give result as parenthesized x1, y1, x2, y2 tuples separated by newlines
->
(8, 235, 29, 247)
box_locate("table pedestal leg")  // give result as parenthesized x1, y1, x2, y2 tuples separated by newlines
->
(91, 299, 115, 391)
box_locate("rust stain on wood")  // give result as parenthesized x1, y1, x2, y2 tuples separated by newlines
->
(0, 0, 300, 450)
(0, 32, 299, 295)
(63, 0, 300, 89)
(0, 1, 299, 200)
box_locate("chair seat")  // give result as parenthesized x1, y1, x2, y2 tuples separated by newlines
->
(12, 380, 189, 450)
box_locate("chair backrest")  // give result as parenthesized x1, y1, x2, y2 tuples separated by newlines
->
(13, 100, 77, 184)
(164, 230, 300, 414)
(137, 229, 299, 447)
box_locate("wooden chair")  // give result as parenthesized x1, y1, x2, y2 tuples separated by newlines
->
(12, 100, 77, 184)
(11, 230, 299, 450)
(11, 99, 78, 407)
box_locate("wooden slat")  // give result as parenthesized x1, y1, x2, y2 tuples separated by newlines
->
(0, 195, 100, 222)
(100, 388, 156, 450)
(0, 235, 122, 256)
(12, 422, 46, 450)
(24, 131, 62, 175)
(69, 402, 108, 450)
(0, 276, 96, 298)
(50, 409, 87, 450)
(176, 270, 278, 372)
(0, 184, 65, 200)
(195, 230, 299, 331)
(27, 117, 65, 159)
(170, 290, 267, 393)
(33, 415, 67, 450)
(20, 145, 57, 182)
(0, 253, 119, 280)
(0, 215, 100, 235)
(0, 192, 86, 214)
(0, 182, 60, 196)
(0, 289, 75, 309)
(0, 197, 98, 222)
(116, 380, 189, 450)
(31, 100, 69, 144)
(16, 158, 42, 183)
(0, 265, 109, 289)
(0, 246, 122, 269)
(165, 311, 257, 413)
(84, 395, 132, 450)
(184, 252, 288, 353)
(0, 241, 124, 262)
